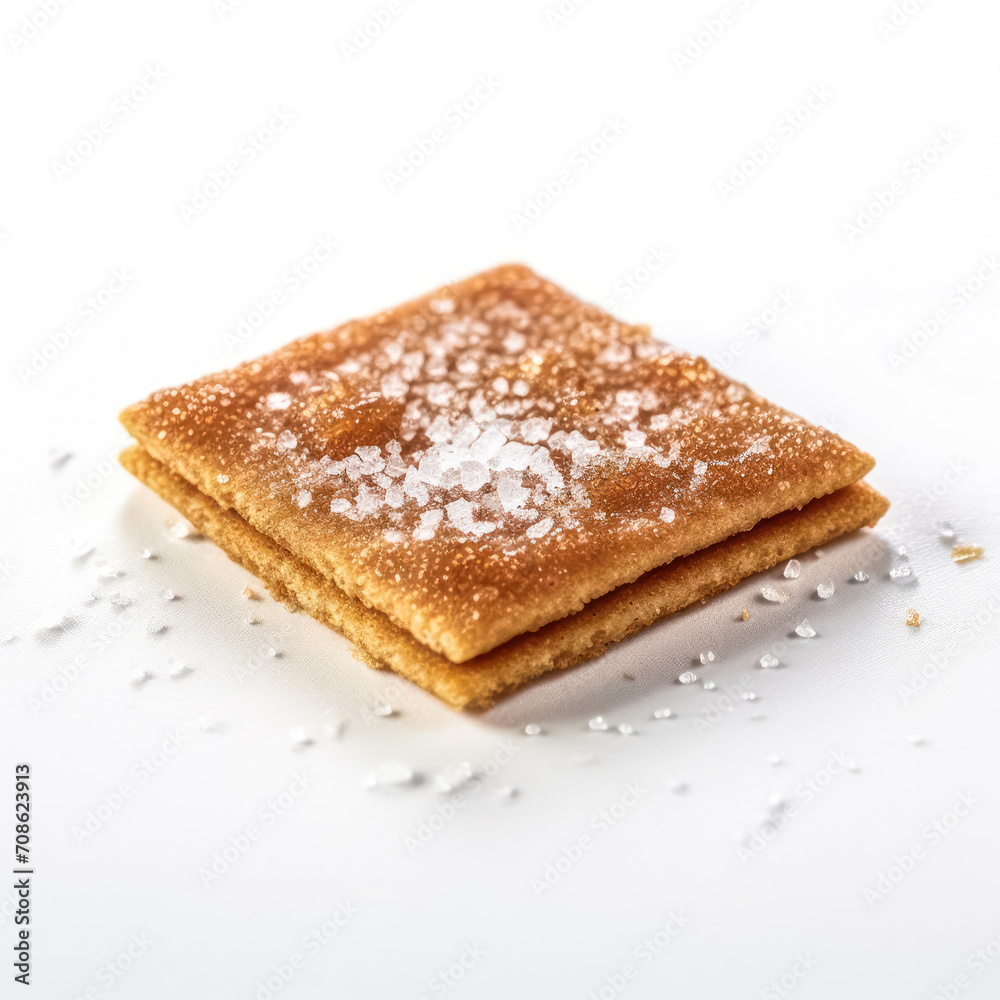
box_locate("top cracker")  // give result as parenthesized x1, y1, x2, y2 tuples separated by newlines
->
(120, 264, 874, 662)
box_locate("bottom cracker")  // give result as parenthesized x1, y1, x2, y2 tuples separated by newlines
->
(120, 445, 889, 710)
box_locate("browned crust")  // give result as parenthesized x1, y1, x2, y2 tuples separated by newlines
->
(120, 445, 889, 710)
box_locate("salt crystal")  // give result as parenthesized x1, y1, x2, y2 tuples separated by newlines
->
(217, 473, 230, 484)
(816, 580, 835, 599)
(494, 786, 517, 799)
(198, 714, 222, 732)
(668, 780, 688, 794)
(373, 701, 395, 717)
(165, 517, 194, 539)
(459, 460, 490, 493)
(677, 671, 698, 684)
(366, 761, 414, 788)
(852, 571, 869, 583)
(276, 429, 297, 451)
(588, 716, 610, 731)
(288, 725, 314, 746)
(167, 658, 190, 678)
(659, 507, 675, 524)
(33, 613, 70, 636)
(69, 538, 95, 561)
(617, 723, 636, 735)
(266, 392, 291, 410)
(761, 584, 790, 603)
(48, 445, 72, 467)
(742, 692, 758, 701)
(496, 477, 530, 513)
(141, 548, 153, 560)
(759, 653, 779, 669)
(699, 650, 715, 664)
(147, 618, 167, 635)
(703, 681, 717, 690)
(794, 619, 816, 638)
(94, 559, 119, 580)
(129, 667, 153, 686)
(936, 521, 955, 540)
(783, 559, 801, 579)
(526, 517, 553, 540)
(295, 489, 312, 508)
(693, 460, 708, 476)
(330, 498, 351, 514)
(652, 708, 673, 719)
(524, 723, 542, 736)
(435, 762, 474, 793)
(161, 588, 176, 601)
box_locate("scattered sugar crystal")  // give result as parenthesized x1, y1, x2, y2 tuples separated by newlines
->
(783, 559, 801, 579)
(699, 650, 715, 664)
(759, 653, 779, 669)
(366, 761, 414, 788)
(905, 608, 920, 627)
(459, 460, 490, 493)
(524, 723, 542, 736)
(330, 498, 351, 514)
(817, 580, 835, 599)
(69, 538, 95, 561)
(526, 517, 553, 540)
(703, 681, 717, 691)
(295, 489, 312, 508)
(266, 392, 291, 410)
(588, 716, 610, 731)
(288, 725, 314, 746)
(161, 588, 176, 601)
(217, 473, 230, 484)
(677, 671, 698, 684)
(936, 521, 955, 540)
(276, 430, 297, 451)
(794, 619, 816, 638)
(617, 723, 637, 735)
(141, 548, 153, 560)
(951, 544, 983, 564)
(761, 584, 790, 603)
(659, 507, 675, 524)
(652, 708, 673, 720)
(852, 570, 869, 582)
(373, 701, 395, 717)
(435, 762, 474, 793)
(167, 658, 190, 678)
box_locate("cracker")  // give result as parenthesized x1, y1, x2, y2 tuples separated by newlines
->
(120, 265, 875, 663)
(120, 445, 888, 711)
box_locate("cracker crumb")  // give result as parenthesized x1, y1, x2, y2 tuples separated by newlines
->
(951, 544, 983, 564)
(741, 608, 749, 621)
(905, 608, 920, 627)
(243, 586, 258, 600)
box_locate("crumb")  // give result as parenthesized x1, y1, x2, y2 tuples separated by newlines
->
(905, 608, 920, 627)
(243, 586, 258, 600)
(623, 672, 635, 681)
(741, 608, 749, 621)
(951, 544, 983, 564)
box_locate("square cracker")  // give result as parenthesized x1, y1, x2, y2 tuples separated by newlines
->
(120, 445, 888, 711)
(119, 265, 875, 663)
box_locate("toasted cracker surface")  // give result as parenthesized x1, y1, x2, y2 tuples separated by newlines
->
(121, 445, 888, 710)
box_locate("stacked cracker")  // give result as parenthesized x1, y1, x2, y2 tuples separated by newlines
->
(120, 265, 887, 709)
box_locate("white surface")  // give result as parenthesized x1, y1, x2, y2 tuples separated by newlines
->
(2, 1, 1000, 997)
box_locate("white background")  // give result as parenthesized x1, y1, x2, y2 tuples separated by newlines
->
(2, 0, 1000, 997)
